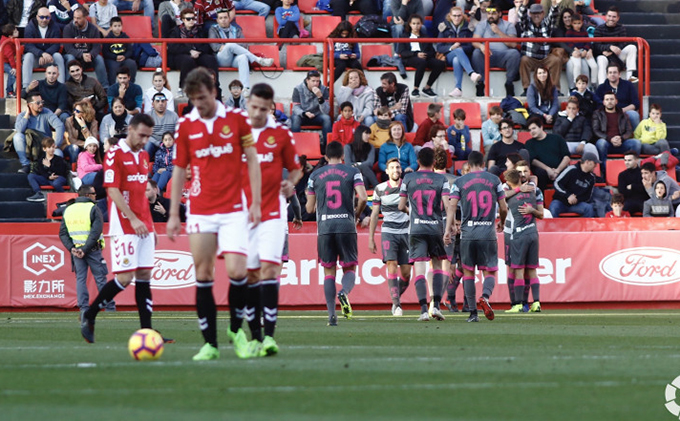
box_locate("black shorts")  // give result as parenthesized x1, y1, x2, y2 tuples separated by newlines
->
(318, 233, 358, 268)
(509, 233, 539, 269)
(381, 232, 410, 265)
(460, 239, 499, 272)
(409, 234, 448, 263)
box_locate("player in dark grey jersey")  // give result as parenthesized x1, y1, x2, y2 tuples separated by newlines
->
(446, 151, 507, 323)
(506, 161, 545, 313)
(306, 141, 368, 326)
(398, 148, 453, 321)
(369, 158, 412, 316)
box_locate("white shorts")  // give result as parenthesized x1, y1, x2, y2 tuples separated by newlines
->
(110, 234, 155, 273)
(186, 211, 249, 257)
(247, 217, 287, 270)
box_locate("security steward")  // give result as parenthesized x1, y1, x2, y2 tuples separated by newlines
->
(59, 184, 115, 320)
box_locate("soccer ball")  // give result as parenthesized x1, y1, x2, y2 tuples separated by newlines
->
(128, 329, 164, 361)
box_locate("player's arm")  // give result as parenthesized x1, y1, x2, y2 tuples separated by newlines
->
(108, 187, 149, 238)
(244, 145, 262, 227)
(443, 196, 455, 245)
(167, 165, 187, 241)
(497, 197, 508, 232)
(281, 168, 303, 198)
(368, 201, 381, 253)
(305, 191, 316, 215)
(398, 195, 408, 213)
(354, 184, 368, 224)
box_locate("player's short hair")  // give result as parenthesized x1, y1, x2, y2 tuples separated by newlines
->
(650, 103, 662, 113)
(453, 108, 466, 121)
(433, 148, 448, 171)
(325, 141, 344, 159)
(607, 5, 619, 15)
(468, 150, 484, 167)
(567, 96, 580, 108)
(571, 13, 582, 22)
(602, 90, 617, 100)
(129, 113, 155, 129)
(504, 169, 520, 185)
(74, 5, 88, 16)
(527, 115, 543, 128)
(575, 74, 589, 84)
(340, 101, 354, 111)
(110, 16, 122, 25)
(641, 162, 656, 173)
(180, 8, 195, 19)
(41, 137, 55, 149)
(623, 150, 638, 158)
(488, 106, 502, 117)
(386, 157, 400, 168)
(148, 179, 159, 190)
(184, 67, 215, 96)
(606, 62, 621, 73)
(380, 72, 397, 86)
(250, 83, 274, 101)
(228, 79, 243, 90)
(429, 124, 447, 140)
(499, 118, 513, 130)
(427, 103, 442, 118)
(611, 193, 624, 205)
(417, 147, 435, 168)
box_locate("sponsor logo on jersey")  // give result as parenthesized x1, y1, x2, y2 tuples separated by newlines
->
(219, 125, 233, 139)
(468, 221, 493, 226)
(104, 169, 114, 183)
(189, 133, 203, 140)
(259, 152, 274, 163)
(321, 213, 349, 221)
(195, 143, 234, 158)
(414, 219, 439, 225)
(127, 173, 148, 183)
(599, 247, 680, 286)
(123, 161, 134, 165)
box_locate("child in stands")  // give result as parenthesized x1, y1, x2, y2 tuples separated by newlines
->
(605, 193, 630, 218)
(447, 108, 472, 160)
(369, 106, 392, 149)
(332, 101, 360, 146)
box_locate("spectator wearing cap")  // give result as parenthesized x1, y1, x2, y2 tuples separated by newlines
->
(517, 0, 563, 95)
(291, 70, 332, 153)
(167, 8, 220, 98)
(143, 71, 174, 114)
(209, 7, 274, 91)
(549, 151, 599, 217)
(145, 92, 178, 159)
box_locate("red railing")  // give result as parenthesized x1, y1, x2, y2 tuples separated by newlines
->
(2, 36, 650, 118)
(325, 36, 650, 117)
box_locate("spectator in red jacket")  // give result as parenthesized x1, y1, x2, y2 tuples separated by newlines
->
(331, 101, 360, 146)
(413, 103, 444, 151)
(1, 23, 18, 97)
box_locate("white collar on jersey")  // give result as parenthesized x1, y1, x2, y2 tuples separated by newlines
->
(186, 100, 227, 122)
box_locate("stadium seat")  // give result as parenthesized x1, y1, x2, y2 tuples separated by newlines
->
(177, 103, 188, 116)
(312, 15, 341, 39)
(347, 15, 362, 26)
(412, 102, 442, 126)
(294, 132, 323, 160)
(235, 15, 267, 38)
(286, 45, 318, 71)
(453, 160, 467, 176)
(273, 16, 305, 38)
(487, 102, 500, 117)
(47, 192, 78, 220)
(543, 188, 554, 208)
(275, 102, 285, 113)
(361, 44, 394, 69)
(120, 16, 152, 39)
(450, 102, 482, 129)
(517, 131, 532, 144)
(606, 159, 626, 186)
(404, 132, 416, 144)
(298, 0, 328, 14)
(248, 45, 283, 70)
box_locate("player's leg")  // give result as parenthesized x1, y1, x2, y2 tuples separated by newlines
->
(504, 234, 514, 306)
(260, 261, 282, 355)
(396, 233, 412, 297)
(337, 233, 358, 319)
(81, 235, 140, 343)
(506, 267, 525, 313)
(190, 232, 221, 360)
(245, 224, 264, 347)
(132, 235, 156, 330)
(476, 240, 499, 321)
(430, 257, 446, 320)
(413, 260, 430, 320)
(459, 240, 479, 322)
(319, 234, 340, 325)
(386, 260, 401, 315)
(446, 260, 462, 312)
(526, 234, 541, 312)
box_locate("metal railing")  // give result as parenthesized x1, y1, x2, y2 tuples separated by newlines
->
(2, 35, 650, 118)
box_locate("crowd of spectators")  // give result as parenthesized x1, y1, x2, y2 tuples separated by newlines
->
(1, 0, 673, 218)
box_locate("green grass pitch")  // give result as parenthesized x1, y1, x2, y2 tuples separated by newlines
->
(1, 310, 679, 421)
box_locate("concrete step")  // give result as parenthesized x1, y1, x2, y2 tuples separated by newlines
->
(650, 68, 680, 81)
(647, 39, 680, 53)
(0, 201, 45, 219)
(0, 172, 29, 188)
(0, 187, 33, 202)
(648, 96, 680, 111)
(0, 157, 21, 173)
(651, 55, 680, 69)
(596, 0, 680, 13)
(659, 112, 680, 127)
(618, 13, 670, 25)
(627, 24, 680, 39)
(650, 81, 680, 96)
